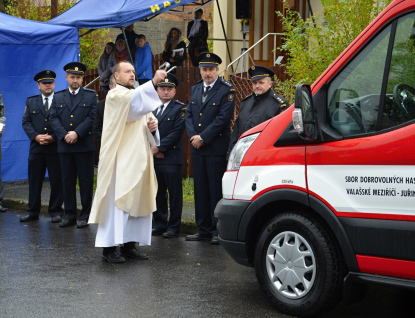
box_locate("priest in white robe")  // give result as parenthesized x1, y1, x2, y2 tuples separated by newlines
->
(88, 61, 167, 263)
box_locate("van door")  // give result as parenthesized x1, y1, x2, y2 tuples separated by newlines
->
(307, 11, 415, 278)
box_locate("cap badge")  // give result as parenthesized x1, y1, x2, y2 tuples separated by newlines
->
(165, 79, 168, 82)
(75, 67, 78, 71)
(46, 71, 50, 74)
(206, 53, 210, 58)
(251, 66, 255, 70)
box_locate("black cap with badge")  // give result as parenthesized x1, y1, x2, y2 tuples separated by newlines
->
(63, 62, 87, 75)
(197, 52, 222, 68)
(248, 65, 275, 82)
(33, 70, 56, 83)
(157, 73, 179, 88)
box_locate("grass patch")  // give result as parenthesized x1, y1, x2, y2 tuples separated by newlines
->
(77, 175, 195, 203)
(182, 177, 194, 202)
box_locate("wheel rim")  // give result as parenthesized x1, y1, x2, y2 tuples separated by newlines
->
(265, 231, 316, 299)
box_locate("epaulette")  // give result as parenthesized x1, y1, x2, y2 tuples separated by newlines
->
(192, 79, 204, 86)
(221, 78, 234, 88)
(84, 88, 97, 93)
(271, 92, 288, 105)
(176, 100, 186, 106)
(55, 89, 67, 94)
(241, 94, 252, 101)
(26, 94, 40, 100)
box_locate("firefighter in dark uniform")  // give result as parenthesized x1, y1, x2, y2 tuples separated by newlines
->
(20, 70, 64, 223)
(228, 65, 288, 155)
(49, 62, 97, 229)
(151, 73, 186, 238)
(185, 52, 236, 244)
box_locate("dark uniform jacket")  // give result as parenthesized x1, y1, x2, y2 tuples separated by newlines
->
(228, 88, 288, 154)
(153, 99, 186, 165)
(92, 99, 105, 147)
(185, 78, 236, 156)
(49, 87, 97, 153)
(22, 94, 58, 154)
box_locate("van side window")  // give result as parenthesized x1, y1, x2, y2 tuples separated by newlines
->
(383, 13, 415, 129)
(327, 12, 415, 137)
(327, 26, 391, 136)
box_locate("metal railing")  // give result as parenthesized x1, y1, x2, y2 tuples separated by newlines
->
(226, 32, 284, 75)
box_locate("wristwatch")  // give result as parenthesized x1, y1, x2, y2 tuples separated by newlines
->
(199, 136, 204, 143)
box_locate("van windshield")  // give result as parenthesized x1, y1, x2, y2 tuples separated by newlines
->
(327, 12, 415, 137)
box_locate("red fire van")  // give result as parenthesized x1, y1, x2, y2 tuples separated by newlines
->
(215, 0, 415, 316)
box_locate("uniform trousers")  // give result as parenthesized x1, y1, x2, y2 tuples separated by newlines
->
(27, 153, 63, 216)
(191, 153, 226, 236)
(153, 164, 183, 233)
(60, 151, 94, 221)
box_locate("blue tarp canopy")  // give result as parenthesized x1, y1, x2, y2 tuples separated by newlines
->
(0, 13, 79, 181)
(48, 0, 208, 28)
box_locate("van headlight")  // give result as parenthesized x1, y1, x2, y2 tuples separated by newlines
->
(227, 133, 260, 171)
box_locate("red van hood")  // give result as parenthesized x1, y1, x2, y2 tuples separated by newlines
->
(239, 117, 274, 139)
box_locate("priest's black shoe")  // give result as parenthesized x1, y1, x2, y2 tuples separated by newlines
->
(210, 236, 220, 245)
(152, 229, 163, 236)
(20, 214, 39, 222)
(59, 218, 77, 228)
(51, 215, 62, 223)
(0, 203, 6, 212)
(185, 233, 211, 241)
(76, 220, 89, 228)
(102, 249, 125, 263)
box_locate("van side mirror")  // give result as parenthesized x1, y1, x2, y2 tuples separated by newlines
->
(293, 84, 317, 141)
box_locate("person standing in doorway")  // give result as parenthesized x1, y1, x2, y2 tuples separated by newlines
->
(187, 9, 208, 67)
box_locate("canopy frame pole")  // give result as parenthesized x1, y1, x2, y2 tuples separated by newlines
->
(122, 26, 134, 65)
(216, 0, 233, 74)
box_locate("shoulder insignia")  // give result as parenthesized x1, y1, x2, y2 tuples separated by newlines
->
(280, 103, 287, 108)
(221, 78, 233, 88)
(180, 107, 186, 119)
(55, 89, 66, 94)
(192, 79, 204, 86)
(27, 94, 39, 100)
(271, 93, 288, 105)
(230, 88, 236, 92)
(176, 100, 186, 105)
(228, 93, 235, 102)
(84, 88, 97, 93)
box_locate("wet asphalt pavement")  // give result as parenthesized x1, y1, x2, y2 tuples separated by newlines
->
(1, 210, 415, 318)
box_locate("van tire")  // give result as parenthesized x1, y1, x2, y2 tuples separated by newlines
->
(254, 212, 344, 317)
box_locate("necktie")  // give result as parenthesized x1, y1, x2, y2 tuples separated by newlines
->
(156, 105, 164, 120)
(203, 86, 211, 98)
(44, 97, 49, 111)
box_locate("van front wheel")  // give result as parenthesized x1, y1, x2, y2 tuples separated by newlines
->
(254, 212, 344, 317)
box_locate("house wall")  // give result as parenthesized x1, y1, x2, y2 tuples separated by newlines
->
(212, 0, 323, 74)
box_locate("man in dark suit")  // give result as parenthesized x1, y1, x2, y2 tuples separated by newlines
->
(49, 62, 97, 229)
(151, 73, 186, 238)
(228, 65, 288, 155)
(93, 75, 115, 148)
(187, 9, 209, 67)
(20, 70, 64, 223)
(185, 52, 236, 244)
